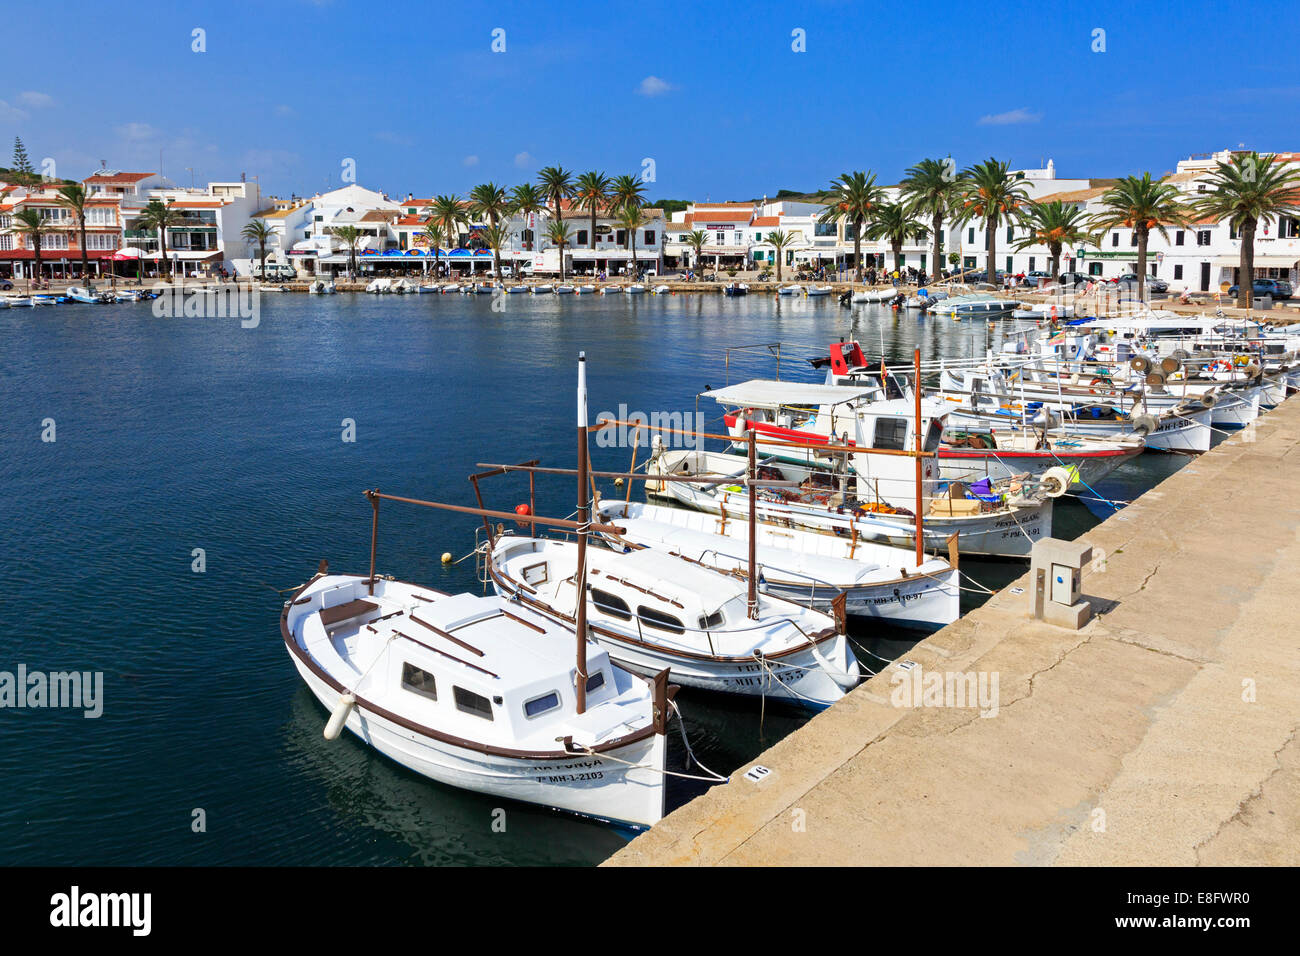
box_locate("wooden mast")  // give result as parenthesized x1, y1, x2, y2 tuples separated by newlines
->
(747, 426, 759, 620)
(914, 347, 925, 565)
(575, 352, 590, 715)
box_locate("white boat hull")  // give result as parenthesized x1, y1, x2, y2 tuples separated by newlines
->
(290, 655, 666, 828)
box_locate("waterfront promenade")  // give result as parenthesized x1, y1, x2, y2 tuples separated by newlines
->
(609, 396, 1300, 866)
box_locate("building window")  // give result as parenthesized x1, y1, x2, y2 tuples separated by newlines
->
(643, 230, 655, 245)
(42, 234, 69, 250)
(576, 230, 588, 245)
(1174, 264, 1183, 280)
(1111, 232, 1119, 247)
(1006, 225, 1014, 242)
(615, 230, 626, 245)
(400, 663, 437, 701)
(86, 234, 116, 250)
(1175, 230, 1185, 246)
(967, 227, 974, 244)
(453, 686, 494, 720)
(1197, 230, 1211, 246)
(0, 235, 12, 251)
(1130, 232, 1138, 247)
(1089, 262, 1104, 276)
(1028, 256, 1035, 271)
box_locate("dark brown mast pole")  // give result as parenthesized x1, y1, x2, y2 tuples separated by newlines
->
(367, 489, 379, 596)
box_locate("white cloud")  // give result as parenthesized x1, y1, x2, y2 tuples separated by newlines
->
(0, 100, 28, 122)
(977, 108, 1041, 126)
(116, 122, 158, 141)
(463, 154, 479, 167)
(637, 75, 675, 97)
(18, 91, 54, 109)
(514, 151, 534, 169)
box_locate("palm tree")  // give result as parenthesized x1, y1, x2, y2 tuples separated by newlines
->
(241, 219, 275, 282)
(545, 219, 572, 281)
(12, 209, 48, 289)
(574, 171, 611, 251)
(958, 158, 1031, 286)
(1090, 173, 1189, 302)
(509, 182, 546, 251)
(865, 202, 927, 273)
(900, 157, 966, 283)
(817, 170, 884, 282)
(330, 225, 362, 278)
(479, 222, 513, 280)
(537, 166, 575, 228)
(468, 182, 509, 227)
(137, 199, 180, 281)
(617, 206, 650, 278)
(764, 229, 792, 282)
(1187, 152, 1300, 308)
(609, 174, 646, 214)
(56, 184, 92, 282)
(684, 229, 708, 275)
(1012, 200, 1096, 281)
(432, 194, 466, 253)
(419, 220, 446, 277)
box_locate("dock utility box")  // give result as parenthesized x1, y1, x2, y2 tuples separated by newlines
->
(1028, 538, 1093, 629)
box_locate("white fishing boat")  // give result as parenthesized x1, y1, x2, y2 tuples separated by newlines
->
(806, 285, 832, 297)
(778, 285, 804, 296)
(365, 278, 392, 294)
(532, 284, 554, 294)
(1012, 303, 1075, 319)
(4, 294, 35, 307)
(946, 402, 1214, 453)
(648, 441, 1057, 559)
(594, 499, 960, 630)
(282, 569, 670, 829)
(309, 279, 336, 294)
(652, 285, 671, 295)
(626, 284, 646, 295)
(555, 284, 575, 295)
(490, 537, 858, 708)
(440, 283, 461, 294)
(602, 285, 621, 295)
(577, 285, 596, 295)
(473, 283, 495, 294)
(506, 285, 530, 294)
(929, 293, 1019, 318)
(851, 287, 896, 303)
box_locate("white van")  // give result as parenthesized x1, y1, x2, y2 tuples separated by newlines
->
(251, 262, 298, 280)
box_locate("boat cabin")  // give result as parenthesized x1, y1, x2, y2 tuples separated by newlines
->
(849, 398, 946, 509)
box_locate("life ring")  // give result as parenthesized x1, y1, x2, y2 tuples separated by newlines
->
(1089, 377, 1108, 393)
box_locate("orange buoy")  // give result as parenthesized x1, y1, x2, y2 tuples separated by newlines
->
(515, 504, 532, 516)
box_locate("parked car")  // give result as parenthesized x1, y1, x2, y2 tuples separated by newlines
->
(251, 262, 298, 280)
(1024, 270, 1053, 287)
(1058, 272, 1091, 289)
(0, 278, 13, 291)
(1115, 274, 1169, 294)
(1228, 278, 1293, 300)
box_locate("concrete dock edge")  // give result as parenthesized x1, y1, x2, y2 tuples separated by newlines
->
(607, 397, 1300, 866)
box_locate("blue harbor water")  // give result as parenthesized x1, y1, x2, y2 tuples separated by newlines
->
(0, 292, 1190, 866)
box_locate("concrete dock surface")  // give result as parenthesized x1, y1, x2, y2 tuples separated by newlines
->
(609, 397, 1300, 866)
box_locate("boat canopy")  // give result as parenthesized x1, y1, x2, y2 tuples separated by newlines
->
(702, 380, 882, 408)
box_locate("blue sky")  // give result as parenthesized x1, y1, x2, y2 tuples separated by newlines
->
(4, 0, 1297, 202)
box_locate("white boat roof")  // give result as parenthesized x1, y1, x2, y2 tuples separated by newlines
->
(703, 379, 882, 408)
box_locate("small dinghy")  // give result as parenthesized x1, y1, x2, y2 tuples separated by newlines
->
(555, 284, 575, 295)
(626, 284, 646, 295)
(506, 285, 530, 294)
(440, 283, 460, 294)
(578, 284, 597, 295)
(652, 285, 671, 295)
(601, 285, 621, 295)
(777, 284, 803, 296)
(723, 283, 748, 297)
(5, 295, 35, 307)
(806, 285, 832, 297)
(366, 278, 392, 294)
(852, 287, 895, 303)
(532, 284, 554, 294)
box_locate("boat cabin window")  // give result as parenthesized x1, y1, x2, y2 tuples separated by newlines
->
(400, 663, 438, 701)
(637, 606, 685, 635)
(453, 686, 494, 721)
(590, 588, 632, 620)
(698, 610, 724, 630)
(924, 418, 944, 452)
(521, 562, 548, 587)
(586, 671, 606, 693)
(873, 417, 909, 451)
(523, 691, 561, 718)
